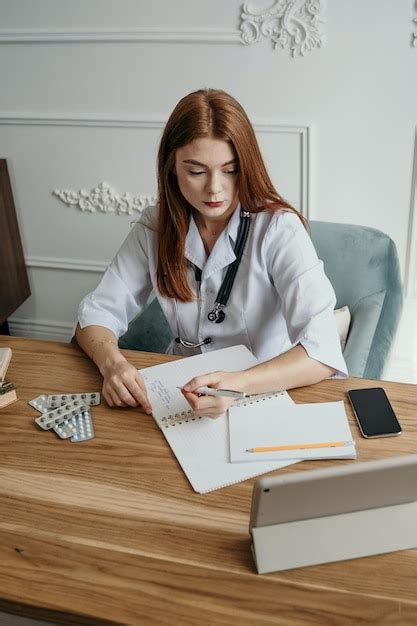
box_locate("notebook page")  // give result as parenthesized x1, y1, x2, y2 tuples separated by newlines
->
(161, 409, 299, 493)
(140, 344, 258, 425)
(229, 400, 356, 463)
(139, 344, 299, 492)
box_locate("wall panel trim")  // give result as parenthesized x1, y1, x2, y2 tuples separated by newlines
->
(9, 317, 73, 342)
(0, 28, 240, 44)
(0, 113, 311, 217)
(0, 114, 165, 128)
(25, 256, 107, 273)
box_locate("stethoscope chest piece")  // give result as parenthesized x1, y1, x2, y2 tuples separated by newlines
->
(207, 305, 225, 324)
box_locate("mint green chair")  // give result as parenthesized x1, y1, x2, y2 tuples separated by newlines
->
(309, 221, 403, 378)
(119, 296, 173, 354)
(119, 221, 403, 379)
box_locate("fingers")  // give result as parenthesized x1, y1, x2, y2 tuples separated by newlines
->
(134, 371, 152, 413)
(181, 370, 243, 419)
(103, 383, 136, 408)
(182, 372, 221, 394)
(181, 389, 233, 420)
(102, 365, 152, 413)
(107, 382, 140, 408)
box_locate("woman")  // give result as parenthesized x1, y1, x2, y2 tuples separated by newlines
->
(76, 88, 347, 417)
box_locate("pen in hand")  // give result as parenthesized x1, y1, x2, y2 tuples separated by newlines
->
(178, 386, 248, 399)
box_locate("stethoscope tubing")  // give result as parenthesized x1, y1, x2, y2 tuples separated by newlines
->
(175, 209, 251, 347)
(210, 212, 251, 311)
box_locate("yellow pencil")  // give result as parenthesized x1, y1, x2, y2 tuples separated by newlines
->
(246, 441, 348, 453)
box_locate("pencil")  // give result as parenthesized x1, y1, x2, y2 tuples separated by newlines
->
(246, 441, 348, 453)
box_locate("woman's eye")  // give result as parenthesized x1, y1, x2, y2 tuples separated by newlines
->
(189, 171, 205, 176)
(224, 169, 238, 175)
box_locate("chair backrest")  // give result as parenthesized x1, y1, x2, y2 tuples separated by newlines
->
(309, 220, 403, 379)
(118, 296, 173, 354)
(119, 220, 403, 380)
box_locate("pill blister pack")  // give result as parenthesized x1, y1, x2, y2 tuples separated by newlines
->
(29, 392, 100, 442)
(29, 392, 100, 413)
(68, 409, 95, 442)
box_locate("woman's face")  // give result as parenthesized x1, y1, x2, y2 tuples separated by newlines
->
(174, 136, 239, 225)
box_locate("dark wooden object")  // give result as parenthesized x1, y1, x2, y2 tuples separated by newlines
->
(0, 159, 30, 324)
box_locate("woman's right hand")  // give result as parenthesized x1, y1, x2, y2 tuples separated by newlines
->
(98, 345, 152, 412)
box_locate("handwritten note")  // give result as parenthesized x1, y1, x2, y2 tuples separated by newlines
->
(148, 379, 172, 413)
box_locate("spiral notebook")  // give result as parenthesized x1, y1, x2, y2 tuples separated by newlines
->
(139, 345, 298, 493)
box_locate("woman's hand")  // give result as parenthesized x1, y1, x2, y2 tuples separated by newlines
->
(99, 346, 152, 412)
(74, 324, 152, 412)
(181, 370, 248, 419)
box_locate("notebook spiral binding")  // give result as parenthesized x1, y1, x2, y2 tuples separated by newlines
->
(159, 391, 285, 428)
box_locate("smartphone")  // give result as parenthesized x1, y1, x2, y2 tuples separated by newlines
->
(347, 387, 402, 438)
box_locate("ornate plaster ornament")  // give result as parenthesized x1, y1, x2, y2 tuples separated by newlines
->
(240, 0, 325, 57)
(52, 182, 157, 215)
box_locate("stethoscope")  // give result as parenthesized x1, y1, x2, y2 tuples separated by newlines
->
(175, 209, 251, 350)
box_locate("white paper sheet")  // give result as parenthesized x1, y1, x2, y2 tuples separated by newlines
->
(229, 400, 356, 463)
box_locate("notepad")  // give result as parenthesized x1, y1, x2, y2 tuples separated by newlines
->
(139, 345, 298, 493)
(229, 399, 356, 463)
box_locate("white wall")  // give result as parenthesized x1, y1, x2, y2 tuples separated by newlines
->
(1, 0, 416, 339)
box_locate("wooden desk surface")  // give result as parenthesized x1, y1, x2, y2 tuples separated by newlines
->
(1, 336, 417, 625)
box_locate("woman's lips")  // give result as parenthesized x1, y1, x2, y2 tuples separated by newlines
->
(204, 201, 224, 208)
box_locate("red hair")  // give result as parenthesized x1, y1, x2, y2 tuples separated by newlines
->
(156, 88, 305, 301)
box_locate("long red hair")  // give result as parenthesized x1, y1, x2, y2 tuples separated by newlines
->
(156, 88, 305, 301)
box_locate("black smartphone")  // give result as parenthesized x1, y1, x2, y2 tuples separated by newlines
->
(347, 387, 402, 438)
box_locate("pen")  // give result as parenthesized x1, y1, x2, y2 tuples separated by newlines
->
(177, 386, 248, 399)
(246, 441, 350, 453)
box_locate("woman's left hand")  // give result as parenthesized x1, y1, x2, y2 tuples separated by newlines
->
(181, 370, 247, 419)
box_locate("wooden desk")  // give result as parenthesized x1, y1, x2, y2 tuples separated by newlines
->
(1, 336, 417, 626)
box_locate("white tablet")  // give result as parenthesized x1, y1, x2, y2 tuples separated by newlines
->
(249, 455, 417, 573)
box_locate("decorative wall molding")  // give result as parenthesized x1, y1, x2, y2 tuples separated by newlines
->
(0, 112, 307, 133)
(254, 123, 311, 218)
(0, 114, 310, 216)
(0, 28, 240, 45)
(8, 317, 73, 342)
(53, 182, 157, 216)
(5, 115, 311, 341)
(0, 113, 165, 128)
(25, 256, 107, 273)
(240, 0, 325, 57)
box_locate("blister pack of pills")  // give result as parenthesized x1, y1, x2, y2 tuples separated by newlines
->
(35, 400, 88, 430)
(29, 391, 100, 442)
(29, 392, 100, 412)
(47, 392, 100, 409)
(69, 408, 95, 442)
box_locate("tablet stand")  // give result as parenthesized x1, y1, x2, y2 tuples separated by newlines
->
(251, 501, 417, 574)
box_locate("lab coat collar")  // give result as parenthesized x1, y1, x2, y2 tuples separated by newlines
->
(184, 203, 242, 280)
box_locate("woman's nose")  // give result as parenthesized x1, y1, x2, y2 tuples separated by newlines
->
(205, 173, 223, 195)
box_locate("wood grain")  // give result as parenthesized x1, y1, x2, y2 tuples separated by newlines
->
(0, 160, 31, 323)
(1, 336, 417, 625)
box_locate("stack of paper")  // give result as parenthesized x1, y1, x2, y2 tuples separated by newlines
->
(228, 400, 356, 463)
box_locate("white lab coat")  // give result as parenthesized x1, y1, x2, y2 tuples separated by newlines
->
(78, 204, 348, 376)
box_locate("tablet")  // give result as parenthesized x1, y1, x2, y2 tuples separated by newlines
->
(249, 455, 417, 573)
(250, 454, 417, 530)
